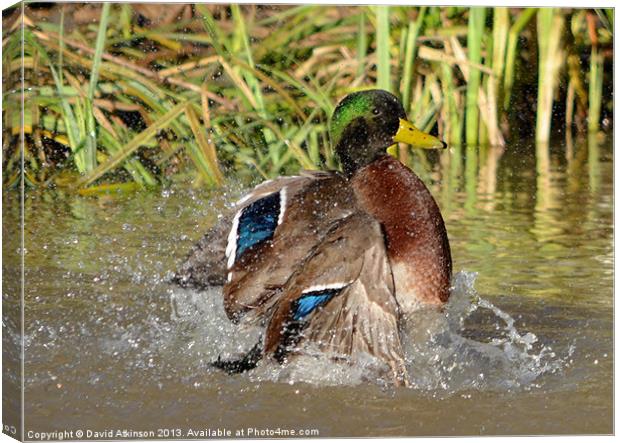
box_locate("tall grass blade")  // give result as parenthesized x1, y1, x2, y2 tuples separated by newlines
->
(58, 6, 64, 85)
(503, 8, 537, 111)
(535, 8, 564, 144)
(440, 62, 462, 146)
(87, 4, 111, 101)
(466, 7, 485, 146)
(231, 5, 266, 117)
(401, 7, 426, 112)
(185, 103, 224, 185)
(588, 46, 603, 132)
(488, 7, 508, 144)
(120, 4, 132, 39)
(197, 4, 229, 57)
(82, 3, 111, 172)
(376, 6, 391, 92)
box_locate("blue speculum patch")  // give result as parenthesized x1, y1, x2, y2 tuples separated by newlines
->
(236, 192, 280, 259)
(293, 288, 342, 321)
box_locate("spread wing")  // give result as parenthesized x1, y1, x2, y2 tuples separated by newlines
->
(263, 213, 408, 384)
(172, 171, 335, 290)
(173, 212, 233, 288)
(223, 171, 356, 323)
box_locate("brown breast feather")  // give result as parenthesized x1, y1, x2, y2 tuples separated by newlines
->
(351, 155, 452, 307)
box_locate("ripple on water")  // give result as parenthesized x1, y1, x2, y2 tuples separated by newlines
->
(167, 271, 568, 393)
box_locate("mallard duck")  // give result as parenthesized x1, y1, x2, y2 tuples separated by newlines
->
(173, 89, 451, 384)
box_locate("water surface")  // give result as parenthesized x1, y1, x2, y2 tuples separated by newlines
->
(3, 137, 613, 437)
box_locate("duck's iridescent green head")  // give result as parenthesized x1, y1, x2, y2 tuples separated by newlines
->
(329, 89, 446, 176)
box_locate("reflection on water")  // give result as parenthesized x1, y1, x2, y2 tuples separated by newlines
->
(2, 137, 612, 436)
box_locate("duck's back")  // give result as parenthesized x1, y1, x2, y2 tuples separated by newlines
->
(172, 172, 350, 291)
(223, 171, 356, 322)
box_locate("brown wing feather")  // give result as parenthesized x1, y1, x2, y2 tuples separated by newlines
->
(263, 213, 408, 384)
(224, 173, 355, 322)
(233, 172, 326, 210)
(172, 212, 232, 288)
(173, 171, 336, 290)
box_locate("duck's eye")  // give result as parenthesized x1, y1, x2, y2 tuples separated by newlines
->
(372, 108, 380, 116)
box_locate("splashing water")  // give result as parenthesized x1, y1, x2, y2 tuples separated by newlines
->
(168, 271, 566, 392)
(401, 271, 567, 394)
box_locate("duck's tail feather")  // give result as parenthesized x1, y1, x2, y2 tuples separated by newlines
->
(210, 341, 263, 374)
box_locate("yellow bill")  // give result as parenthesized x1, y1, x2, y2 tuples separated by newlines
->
(386, 144, 399, 157)
(393, 119, 447, 150)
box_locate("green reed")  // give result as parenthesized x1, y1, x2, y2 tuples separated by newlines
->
(375, 6, 391, 92)
(465, 7, 485, 146)
(536, 8, 564, 145)
(401, 7, 426, 114)
(588, 46, 604, 133)
(2, 4, 611, 192)
(503, 8, 537, 111)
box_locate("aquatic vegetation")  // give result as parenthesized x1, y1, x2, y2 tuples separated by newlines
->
(2, 5, 612, 191)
